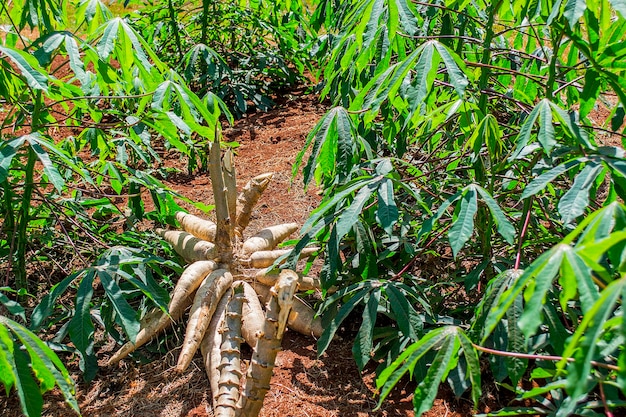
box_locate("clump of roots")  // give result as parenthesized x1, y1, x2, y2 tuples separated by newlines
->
(107, 138, 322, 417)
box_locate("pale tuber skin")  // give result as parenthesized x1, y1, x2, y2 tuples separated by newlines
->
(255, 268, 322, 292)
(235, 173, 273, 235)
(175, 212, 217, 242)
(241, 246, 320, 268)
(240, 281, 265, 348)
(201, 290, 230, 404)
(241, 222, 299, 255)
(177, 269, 234, 373)
(156, 228, 216, 262)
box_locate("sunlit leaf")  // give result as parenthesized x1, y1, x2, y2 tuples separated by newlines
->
(449, 186, 478, 258)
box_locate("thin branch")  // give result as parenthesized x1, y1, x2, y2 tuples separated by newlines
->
(472, 343, 620, 372)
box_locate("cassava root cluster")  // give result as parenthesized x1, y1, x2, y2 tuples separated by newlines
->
(107, 138, 322, 417)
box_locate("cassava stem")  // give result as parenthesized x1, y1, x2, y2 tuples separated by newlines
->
(237, 270, 299, 417)
(215, 283, 245, 417)
(209, 139, 233, 263)
(222, 148, 238, 234)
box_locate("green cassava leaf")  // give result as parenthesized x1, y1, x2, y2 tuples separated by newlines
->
(68, 271, 97, 381)
(433, 42, 468, 98)
(27, 136, 65, 192)
(558, 278, 626, 415)
(386, 284, 421, 340)
(336, 181, 377, 240)
(558, 162, 603, 224)
(13, 346, 43, 417)
(97, 270, 140, 342)
(413, 335, 458, 416)
(474, 185, 516, 244)
(505, 294, 527, 386)
(377, 178, 399, 234)
(0, 323, 16, 395)
(521, 158, 586, 199)
(318, 281, 376, 355)
(353, 289, 381, 370)
(0, 46, 48, 92)
(563, 0, 587, 28)
(377, 327, 459, 407)
(449, 186, 478, 258)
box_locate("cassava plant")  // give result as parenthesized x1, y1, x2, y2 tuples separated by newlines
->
(127, 0, 313, 117)
(291, 0, 626, 415)
(106, 134, 322, 417)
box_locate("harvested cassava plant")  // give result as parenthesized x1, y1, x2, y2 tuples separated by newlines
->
(110, 133, 324, 417)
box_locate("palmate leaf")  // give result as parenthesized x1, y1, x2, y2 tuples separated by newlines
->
(521, 157, 587, 199)
(0, 324, 16, 394)
(97, 270, 140, 343)
(483, 204, 626, 342)
(0, 316, 79, 416)
(294, 106, 357, 187)
(27, 137, 65, 192)
(413, 335, 458, 416)
(376, 326, 480, 415)
(482, 246, 565, 341)
(317, 281, 378, 355)
(563, 0, 587, 28)
(386, 284, 422, 340)
(377, 177, 399, 234)
(335, 182, 376, 239)
(474, 185, 516, 244)
(0, 137, 27, 183)
(68, 271, 98, 381)
(0, 292, 25, 321)
(555, 278, 626, 416)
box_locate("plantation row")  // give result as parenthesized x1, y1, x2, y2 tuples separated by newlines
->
(1, 0, 626, 416)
